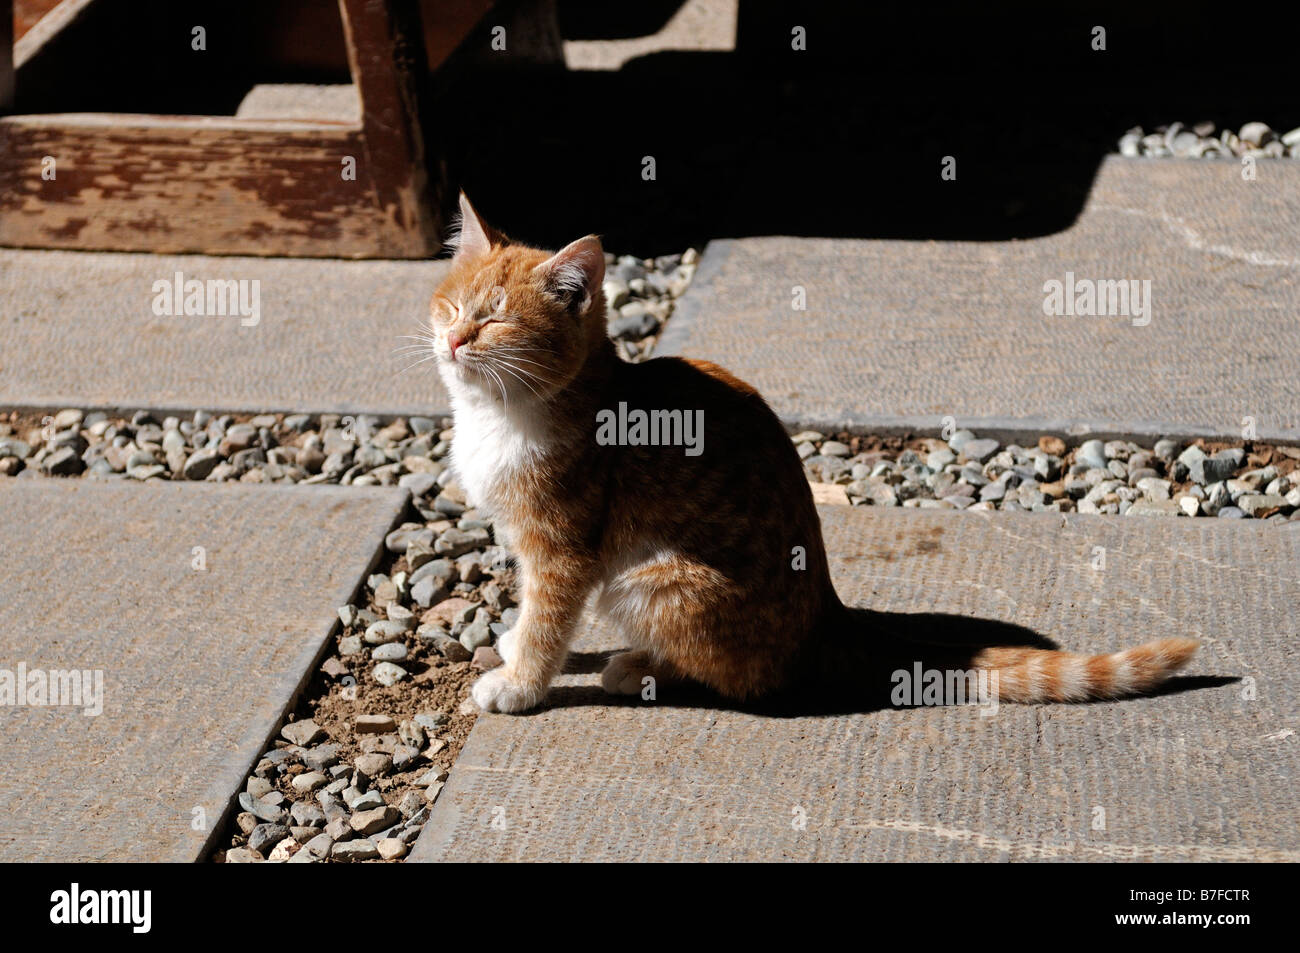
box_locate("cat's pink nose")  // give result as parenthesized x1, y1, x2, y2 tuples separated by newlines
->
(448, 331, 464, 359)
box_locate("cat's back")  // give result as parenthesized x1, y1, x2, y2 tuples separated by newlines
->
(607, 353, 814, 519)
(614, 355, 795, 451)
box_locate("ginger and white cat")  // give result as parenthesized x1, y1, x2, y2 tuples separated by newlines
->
(427, 194, 1198, 713)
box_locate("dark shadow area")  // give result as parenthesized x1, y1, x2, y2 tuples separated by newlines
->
(555, 0, 685, 41)
(542, 608, 1233, 718)
(11, 1, 1300, 253)
(439, 0, 1300, 253)
(11, 0, 354, 116)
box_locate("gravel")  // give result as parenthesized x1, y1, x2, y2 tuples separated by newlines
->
(602, 249, 699, 362)
(799, 430, 1300, 522)
(0, 249, 698, 490)
(1118, 121, 1300, 159)
(206, 438, 523, 862)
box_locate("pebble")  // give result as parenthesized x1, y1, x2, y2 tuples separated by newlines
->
(355, 753, 393, 779)
(372, 661, 409, 686)
(399, 472, 438, 496)
(1238, 494, 1286, 517)
(459, 613, 493, 651)
(332, 839, 379, 862)
(364, 620, 409, 645)
(1188, 453, 1237, 485)
(281, 719, 326, 747)
(289, 832, 334, 863)
(246, 777, 274, 798)
(393, 723, 424, 754)
(436, 527, 491, 558)
(350, 805, 401, 836)
(372, 642, 408, 663)
(291, 771, 328, 793)
(392, 744, 422, 771)
(290, 801, 326, 827)
(959, 438, 999, 464)
(1126, 500, 1182, 517)
(268, 837, 299, 861)
(415, 766, 449, 788)
(411, 575, 449, 608)
(356, 714, 397, 734)
(238, 792, 286, 824)
(396, 790, 427, 820)
(415, 711, 449, 731)
(1076, 440, 1107, 470)
(248, 823, 290, 854)
(473, 645, 504, 669)
(320, 658, 349, 679)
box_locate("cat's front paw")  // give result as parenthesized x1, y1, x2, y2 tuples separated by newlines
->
(495, 627, 518, 666)
(471, 668, 545, 713)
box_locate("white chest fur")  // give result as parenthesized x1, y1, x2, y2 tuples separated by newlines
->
(446, 384, 551, 513)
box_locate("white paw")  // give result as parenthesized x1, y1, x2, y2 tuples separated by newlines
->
(495, 627, 518, 666)
(601, 652, 656, 696)
(471, 668, 544, 713)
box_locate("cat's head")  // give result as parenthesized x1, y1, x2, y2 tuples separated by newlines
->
(427, 193, 608, 403)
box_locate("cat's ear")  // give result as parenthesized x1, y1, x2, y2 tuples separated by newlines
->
(450, 192, 499, 260)
(534, 236, 606, 313)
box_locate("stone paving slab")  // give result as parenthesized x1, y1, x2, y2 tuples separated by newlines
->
(412, 505, 1300, 862)
(0, 250, 450, 417)
(659, 156, 1300, 444)
(0, 480, 408, 862)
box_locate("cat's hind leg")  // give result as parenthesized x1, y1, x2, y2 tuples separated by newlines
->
(600, 650, 684, 696)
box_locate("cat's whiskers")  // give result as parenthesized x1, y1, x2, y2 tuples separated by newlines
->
(483, 357, 550, 403)
(492, 355, 559, 391)
(488, 351, 558, 383)
(393, 331, 440, 368)
(395, 352, 440, 375)
(484, 352, 554, 372)
(459, 354, 514, 415)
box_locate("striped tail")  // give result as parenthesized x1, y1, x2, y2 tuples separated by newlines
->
(971, 638, 1200, 703)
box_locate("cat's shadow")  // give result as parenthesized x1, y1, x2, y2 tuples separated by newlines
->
(538, 608, 1236, 718)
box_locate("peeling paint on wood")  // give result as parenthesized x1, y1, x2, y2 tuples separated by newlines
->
(0, 0, 443, 259)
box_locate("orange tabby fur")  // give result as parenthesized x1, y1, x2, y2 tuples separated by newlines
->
(426, 194, 1198, 713)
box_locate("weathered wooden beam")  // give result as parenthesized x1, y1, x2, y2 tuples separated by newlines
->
(0, 0, 444, 258)
(1, 0, 14, 110)
(14, 0, 96, 69)
(0, 113, 428, 257)
(340, 0, 439, 255)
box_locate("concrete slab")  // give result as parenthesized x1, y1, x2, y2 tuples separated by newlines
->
(0, 250, 450, 417)
(660, 157, 1300, 444)
(411, 505, 1300, 862)
(0, 480, 408, 861)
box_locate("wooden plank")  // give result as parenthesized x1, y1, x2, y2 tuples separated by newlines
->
(340, 0, 439, 255)
(2, 0, 13, 110)
(0, 0, 442, 257)
(14, 0, 94, 67)
(0, 113, 423, 257)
